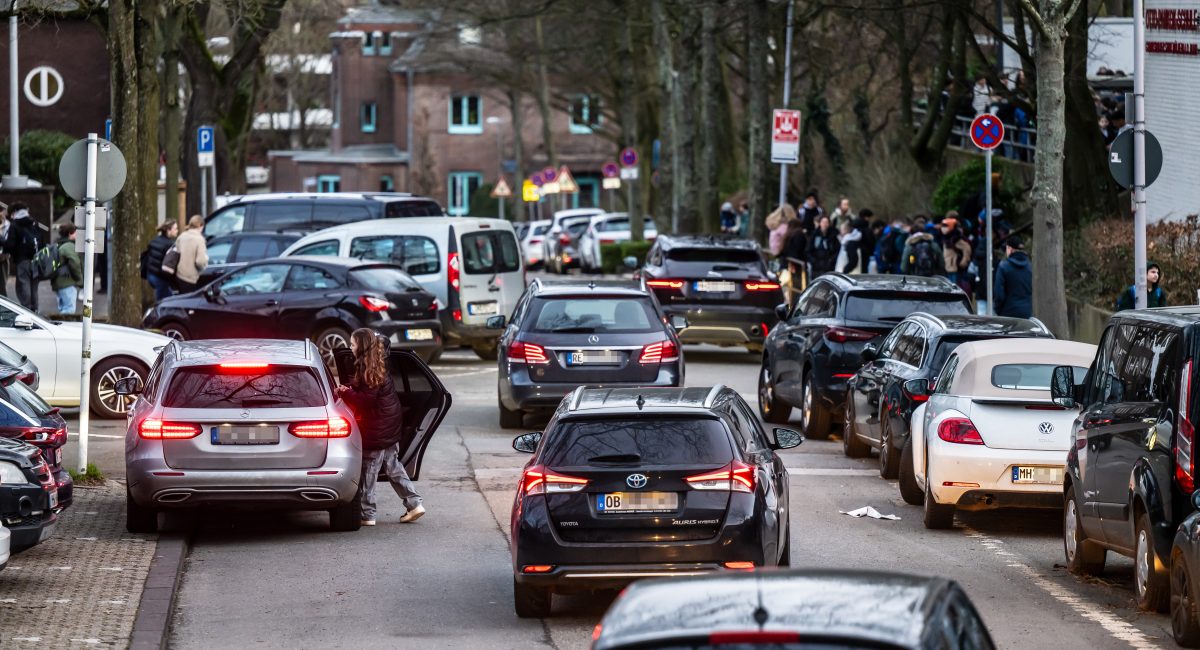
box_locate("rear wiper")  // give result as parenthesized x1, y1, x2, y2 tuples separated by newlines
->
(551, 326, 596, 333)
(587, 453, 642, 464)
(711, 264, 744, 272)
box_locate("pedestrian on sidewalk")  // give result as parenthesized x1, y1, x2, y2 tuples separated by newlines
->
(936, 215, 972, 287)
(836, 220, 862, 275)
(798, 192, 823, 234)
(0, 201, 9, 298)
(3, 204, 40, 311)
(719, 202, 742, 235)
(901, 229, 943, 277)
(1116, 262, 1168, 311)
(174, 215, 209, 294)
(852, 209, 876, 274)
(994, 235, 1033, 318)
(52, 224, 84, 315)
(876, 218, 909, 274)
(807, 214, 839, 278)
(336, 329, 425, 526)
(831, 197, 854, 231)
(765, 204, 796, 257)
(142, 221, 178, 301)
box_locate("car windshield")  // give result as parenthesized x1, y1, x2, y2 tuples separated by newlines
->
(349, 267, 423, 293)
(529, 297, 659, 333)
(844, 293, 970, 322)
(597, 217, 656, 232)
(0, 377, 53, 418)
(163, 366, 327, 408)
(543, 418, 733, 467)
(992, 364, 1090, 390)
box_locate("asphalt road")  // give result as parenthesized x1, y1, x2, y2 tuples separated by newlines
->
(63, 345, 1174, 649)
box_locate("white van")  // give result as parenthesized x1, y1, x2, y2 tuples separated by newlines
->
(281, 217, 525, 359)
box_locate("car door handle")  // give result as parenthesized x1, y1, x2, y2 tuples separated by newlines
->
(265, 299, 279, 306)
(488, 285, 501, 292)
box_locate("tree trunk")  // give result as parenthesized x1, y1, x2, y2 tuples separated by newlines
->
(1062, 1, 1118, 225)
(673, 6, 700, 233)
(533, 15, 557, 168)
(620, 0, 644, 241)
(698, 2, 720, 234)
(1030, 16, 1070, 336)
(651, 0, 675, 225)
(507, 89, 527, 221)
(162, 6, 183, 229)
(747, 0, 769, 241)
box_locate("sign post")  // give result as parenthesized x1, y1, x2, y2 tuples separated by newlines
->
(602, 162, 620, 212)
(619, 147, 639, 237)
(197, 125, 215, 217)
(490, 177, 512, 220)
(969, 114, 1004, 317)
(772, 109, 801, 212)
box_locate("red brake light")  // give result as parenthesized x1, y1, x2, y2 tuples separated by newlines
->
(219, 362, 270, 370)
(18, 373, 35, 386)
(522, 565, 554, 574)
(937, 417, 984, 445)
(824, 326, 877, 343)
(23, 427, 66, 445)
(1177, 360, 1195, 493)
(448, 252, 460, 292)
(289, 417, 352, 439)
(452, 309, 462, 322)
(600, 239, 616, 245)
(686, 461, 755, 493)
(559, 234, 571, 245)
(359, 295, 391, 312)
(507, 341, 549, 365)
(646, 279, 685, 290)
(638, 340, 679, 364)
(139, 419, 202, 440)
(529, 237, 543, 244)
(722, 561, 756, 570)
(522, 465, 588, 494)
(744, 281, 781, 291)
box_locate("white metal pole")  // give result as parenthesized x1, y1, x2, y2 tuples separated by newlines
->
(7, 4, 22, 186)
(777, 0, 795, 210)
(210, 164, 218, 214)
(1133, 0, 1147, 309)
(985, 150, 994, 317)
(77, 133, 98, 471)
(200, 166, 207, 218)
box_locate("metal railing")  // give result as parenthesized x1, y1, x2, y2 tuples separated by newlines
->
(912, 106, 1037, 163)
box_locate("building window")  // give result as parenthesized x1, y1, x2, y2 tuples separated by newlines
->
(380, 175, 394, 192)
(448, 95, 482, 134)
(448, 172, 482, 216)
(379, 31, 393, 56)
(361, 102, 377, 133)
(569, 95, 601, 134)
(362, 32, 376, 56)
(317, 175, 341, 193)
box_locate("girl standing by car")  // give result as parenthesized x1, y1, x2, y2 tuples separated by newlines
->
(337, 328, 425, 526)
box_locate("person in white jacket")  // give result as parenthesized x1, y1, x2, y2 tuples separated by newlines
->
(836, 221, 863, 275)
(174, 215, 209, 293)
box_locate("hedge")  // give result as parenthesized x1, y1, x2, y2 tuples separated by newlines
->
(600, 240, 653, 274)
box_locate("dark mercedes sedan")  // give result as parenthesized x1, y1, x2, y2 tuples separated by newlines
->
(491, 279, 685, 429)
(0, 367, 72, 509)
(143, 257, 443, 365)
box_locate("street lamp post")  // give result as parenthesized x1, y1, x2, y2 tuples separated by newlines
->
(4, 1, 27, 188)
(486, 115, 505, 220)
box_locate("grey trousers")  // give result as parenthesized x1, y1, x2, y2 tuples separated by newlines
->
(360, 443, 421, 519)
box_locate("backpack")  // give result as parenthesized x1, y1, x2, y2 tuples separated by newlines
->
(909, 240, 940, 277)
(880, 231, 902, 266)
(32, 243, 61, 281)
(160, 244, 181, 276)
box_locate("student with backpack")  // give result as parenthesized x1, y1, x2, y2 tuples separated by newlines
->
(900, 230, 943, 277)
(173, 215, 209, 294)
(51, 224, 83, 314)
(1115, 263, 1168, 311)
(876, 219, 909, 274)
(2, 205, 40, 311)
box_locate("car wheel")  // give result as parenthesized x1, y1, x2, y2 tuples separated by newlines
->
(842, 393, 870, 459)
(1063, 483, 1106, 575)
(1136, 512, 1170, 612)
(923, 462, 955, 530)
(778, 526, 791, 567)
(329, 485, 363, 532)
(473, 343, 499, 361)
(499, 399, 524, 429)
(758, 363, 791, 424)
(878, 414, 901, 480)
(313, 325, 351, 369)
(160, 321, 189, 340)
(514, 578, 552, 618)
(898, 440, 922, 506)
(126, 487, 158, 534)
(91, 357, 148, 419)
(1173, 551, 1200, 647)
(800, 372, 831, 441)
(423, 348, 443, 365)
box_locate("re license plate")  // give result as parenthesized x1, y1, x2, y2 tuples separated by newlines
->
(406, 328, 434, 341)
(1011, 466, 1063, 485)
(597, 491, 679, 513)
(694, 280, 737, 293)
(211, 425, 280, 446)
(468, 301, 499, 315)
(567, 351, 621, 366)
(49, 489, 58, 509)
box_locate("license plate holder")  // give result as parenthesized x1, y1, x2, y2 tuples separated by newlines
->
(48, 489, 58, 509)
(468, 301, 499, 316)
(211, 425, 280, 446)
(1011, 465, 1063, 485)
(694, 280, 737, 293)
(566, 351, 621, 366)
(406, 328, 434, 341)
(597, 491, 679, 513)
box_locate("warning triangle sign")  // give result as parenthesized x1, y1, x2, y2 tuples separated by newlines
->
(491, 177, 512, 198)
(557, 165, 579, 194)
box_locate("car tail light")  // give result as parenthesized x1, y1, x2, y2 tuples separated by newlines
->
(23, 427, 66, 445)
(937, 417, 984, 445)
(1177, 360, 1195, 493)
(600, 238, 616, 245)
(529, 238, 543, 245)
(508, 341, 550, 365)
(710, 631, 800, 644)
(448, 252, 460, 293)
(902, 382, 930, 404)
(139, 419, 202, 440)
(289, 417, 352, 439)
(522, 565, 554, 574)
(452, 309, 462, 322)
(17, 373, 35, 386)
(824, 326, 877, 343)
(559, 234, 571, 246)
(760, 322, 770, 337)
(37, 458, 54, 489)
(744, 280, 781, 291)
(219, 362, 270, 370)
(638, 340, 679, 364)
(686, 461, 755, 493)
(646, 279, 685, 290)
(722, 561, 756, 570)
(522, 465, 588, 495)
(359, 295, 390, 312)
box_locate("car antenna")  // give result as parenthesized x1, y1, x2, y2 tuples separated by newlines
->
(588, 280, 596, 290)
(636, 394, 645, 410)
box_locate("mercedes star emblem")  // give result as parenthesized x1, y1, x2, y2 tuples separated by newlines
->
(240, 410, 251, 419)
(588, 335, 600, 344)
(626, 473, 648, 489)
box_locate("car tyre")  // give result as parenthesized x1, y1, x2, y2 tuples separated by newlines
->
(758, 363, 791, 424)
(778, 527, 791, 567)
(898, 440, 922, 506)
(91, 357, 148, 419)
(1136, 512, 1170, 612)
(473, 343, 499, 361)
(1173, 550, 1200, 647)
(1063, 483, 1107, 575)
(499, 400, 524, 429)
(329, 484, 364, 532)
(160, 321, 189, 341)
(313, 325, 352, 369)
(514, 579, 552, 618)
(878, 413, 901, 480)
(126, 487, 158, 534)
(842, 394, 870, 459)
(800, 372, 831, 441)
(923, 462, 955, 529)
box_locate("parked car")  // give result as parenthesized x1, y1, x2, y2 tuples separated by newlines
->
(202, 192, 445, 240)
(845, 313, 1053, 479)
(577, 213, 657, 274)
(0, 339, 38, 390)
(758, 274, 971, 440)
(1171, 491, 1200, 646)
(0, 522, 9, 570)
(491, 279, 686, 428)
(119, 339, 451, 533)
(540, 208, 603, 272)
(639, 235, 782, 354)
(0, 296, 167, 419)
(0, 366, 73, 509)
(0, 437, 58, 553)
(592, 569, 995, 650)
(143, 258, 443, 366)
(282, 217, 525, 360)
(906, 338, 1094, 528)
(543, 215, 592, 274)
(509, 385, 802, 618)
(197, 232, 303, 287)
(519, 219, 551, 269)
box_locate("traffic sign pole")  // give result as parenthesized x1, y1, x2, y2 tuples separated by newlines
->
(777, 0, 795, 212)
(1133, 0, 1147, 309)
(985, 150, 994, 317)
(78, 133, 99, 472)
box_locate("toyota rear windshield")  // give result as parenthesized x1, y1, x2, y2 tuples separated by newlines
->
(164, 366, 327, 408)
(845, 291, 970, 322)
(543, 418, 734, 467)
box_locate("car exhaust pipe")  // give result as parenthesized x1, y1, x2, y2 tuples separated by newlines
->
(157, 492, 191, 503)
(300, 490, 336, 502)
(750, 325, 762, 337)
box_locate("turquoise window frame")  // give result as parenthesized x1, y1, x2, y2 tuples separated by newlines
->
(448, 172, 482, 216)
(361, 102, 377, 133)
(317, 175, 341, 193)
(448, 95, 483, 134)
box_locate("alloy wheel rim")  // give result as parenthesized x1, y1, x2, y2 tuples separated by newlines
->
(1174, 559, 1190, 634)
(881, 423, 890, 468)
(164, 327, 185, 341)
(759, 367, 772, 415)
(1137, 530, 1151, 598)
(97, 366, 139, 414)
(318, 331, 350, 366)
(1064, 499, 1078, 562)
(801, 381, 812, 429)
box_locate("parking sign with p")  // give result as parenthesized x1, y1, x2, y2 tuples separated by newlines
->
(197, 126, 215, 168)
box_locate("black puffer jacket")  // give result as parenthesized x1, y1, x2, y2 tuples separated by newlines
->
(341, 374, 404, 452)
(144, 234, 174, 277)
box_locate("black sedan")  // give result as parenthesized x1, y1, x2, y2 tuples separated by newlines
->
(509, 386, 802, 618)
(143, 257, 443, 365)
(0, 366, 72, 509)
(196, 231, 303, 287)
(1172, 491, 1200, 647)
(592, 569, 995, 649)
(490, 279, 685, 429)
(0, 437, 58, 554)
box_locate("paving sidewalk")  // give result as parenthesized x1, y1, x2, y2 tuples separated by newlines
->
(0, 481, 157, 647)
(3, 276, 110, 320)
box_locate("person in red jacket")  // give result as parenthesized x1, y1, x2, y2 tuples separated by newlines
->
(337, 328, 425, 526)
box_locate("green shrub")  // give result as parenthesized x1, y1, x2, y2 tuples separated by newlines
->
(0, 130, 76, 213)
(600, 240, 652, 274)
(1065, 215, 1200, 309)
(930, 158, 1021, 221)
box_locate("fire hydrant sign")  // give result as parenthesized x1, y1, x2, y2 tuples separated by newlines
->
(771, 109, 801, 164)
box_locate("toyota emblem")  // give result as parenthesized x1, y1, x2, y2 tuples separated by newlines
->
(1039, 422, 1054, 434)
(626, 473, 648, 489)
(240, 410, 251, 419)
(588, 335, 600, 344)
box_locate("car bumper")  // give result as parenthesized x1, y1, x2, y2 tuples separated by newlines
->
(928, 446, 1067, 509)
(663, 305, 777, 347)
(369, 318, 444, 355)
(2, 482, 57, 553)
(440, 312, 502, 347)
(52, 468, 73, 510)
(500, 366, 683, 411)
(127, 459, 361, 509)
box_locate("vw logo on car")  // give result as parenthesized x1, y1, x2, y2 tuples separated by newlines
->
(1038, 422, 1054, 435)
(625, 473, 648, 489)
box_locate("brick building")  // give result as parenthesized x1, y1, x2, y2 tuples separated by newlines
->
(269, 5, 612, 214)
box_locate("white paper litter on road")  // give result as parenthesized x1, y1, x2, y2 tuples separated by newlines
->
(839, 506, 901, 520)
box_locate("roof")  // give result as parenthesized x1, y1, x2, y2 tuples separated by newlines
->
(656, 234, 761, 252)
(338, 5, 428, 27)
(530, 279, 648, 297)
(270, 144, 411, 165)
(823, 273, 960, 292)
(210, 232, 304, 242)
(949, 338, 1097, 398)
(910, 313, 1051, 337)
(295, 215, 509, 239)
(594, 569, 948, 650)
(277, 255, 403, 270)
(1113, 306, 1200, 328)
(168, 339, 318, 367)
(567, 386, 726, 414)
(220, 191, 420, 204)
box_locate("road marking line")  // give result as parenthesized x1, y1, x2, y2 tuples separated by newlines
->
(44, 599, 70, 604)
(75, 537, 97, 541)
(963, 527, 1159, 649)
(49, 566, 72, 571)
(0, 598, 17, 603)
(787, 468, 879, 477)
(11, 637, 40, 642)
(97, 567, 124, 571)
(440, 367, 499, 379)
(66, 433, 123, 439)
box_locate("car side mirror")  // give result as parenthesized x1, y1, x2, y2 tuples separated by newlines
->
(771, 427, 804, 450)
(903, 378, 930, 398)
(512, 432, 541, 453)
(114, 376, 143, 396)
(486, 315, 506, 330)
(774, 303, 790, 322)
(1051, 365, 1078, 409)
(1192, 490, 1200, 511)
(861, 342, 879, 362)
(622, 256, 638, 270)
(204, 285, 221, 302)
(670, 315, 688, 331)
(12, 315, 35, 330)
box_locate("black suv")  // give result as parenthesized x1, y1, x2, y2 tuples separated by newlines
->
(0, 437, 58, 554)
(758, 274, 971, 439)
(638, 235, 783, 353)
(509, 385, 802, 618)
(845, 314, 1053, 484)
(1053, 308, 1200, 612)
(202, 193, 444, 240)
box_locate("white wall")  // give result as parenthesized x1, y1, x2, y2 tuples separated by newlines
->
(1000, 18, 1133, 77)
(1145, 0, 1200, 220)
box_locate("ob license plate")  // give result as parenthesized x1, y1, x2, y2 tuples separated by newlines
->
(694, 280, 737, 293)
(1012, 466, 1064, 485)
(597, 491, 679, 513)
(406, 328, 434, 341)
(212, 425, 280, 445)
(48, 489, 58, 509)
(468, 301, 499, 316)
(567, 350, 621, 366)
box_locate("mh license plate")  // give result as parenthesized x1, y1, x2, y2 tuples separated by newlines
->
(211, 425, 280, 446)
(694, 280, 737, 292)
(597, 492, 679, 513)
(406, 328, 434, 341)
(48, 489, 58, 509)
(1012, 466, 1064, 485)
(567, 350, 621, 366)
(468, 301, 499, 316)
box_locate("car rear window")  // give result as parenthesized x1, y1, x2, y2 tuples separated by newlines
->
(349, 235, 440, 275)
(0, 377, 53, 421)
(528, 297, 659, 333)
(349, 267, 423, 293)
(992, 364, 1089, 390)
(532, 225, 550, 236)
(234, 236, 293, 262)
(461, 231, 520, 274)
(311, 204, 372, 229)
(384, 200, 444, 218)
(163, 366, 326, 408)
(844, 292, 970, 322)
(666, 248, 760, 264)
(254, 203, 311, 232)
(543, 418, 734, 467)
(597, 217, 656, 232)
